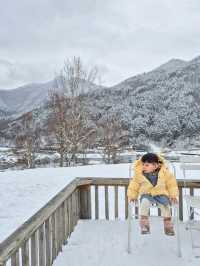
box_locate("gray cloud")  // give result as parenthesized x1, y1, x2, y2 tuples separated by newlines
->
(0, 0, 200, 89)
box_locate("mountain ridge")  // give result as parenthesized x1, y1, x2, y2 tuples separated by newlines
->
(1, 55, 200, 149)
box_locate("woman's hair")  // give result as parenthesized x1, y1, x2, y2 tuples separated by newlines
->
(141, 153, 160, 164)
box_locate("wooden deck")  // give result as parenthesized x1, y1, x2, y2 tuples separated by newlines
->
(0, 176, 200, 266)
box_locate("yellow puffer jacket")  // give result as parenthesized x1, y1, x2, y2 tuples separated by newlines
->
(127, 154, 179, 201)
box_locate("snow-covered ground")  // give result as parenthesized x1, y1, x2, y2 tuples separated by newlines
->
(53, 219, 200, 266)
(0, 148, 136, 170)
(1, 145, 200, 171)
(1, 162, 200, 243)
(0, 164, 130, 242)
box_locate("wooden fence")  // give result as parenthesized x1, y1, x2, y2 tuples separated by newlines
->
(0, 177, 200, 266)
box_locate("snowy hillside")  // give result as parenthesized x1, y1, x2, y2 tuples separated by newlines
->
(86, 55, 200, 149)
(1, 54, 200, 149)
(0, 81, 55, 115)
(0, 80, 104, 117)
(154, 58, 187, 73)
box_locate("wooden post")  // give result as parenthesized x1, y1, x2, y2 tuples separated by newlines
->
(56, 207, 62, 254)
(38, 224, 45, 266)
(21, 240, 29, 266)
(45, 218, 51, 266)
(67, 197, 72, 237)
(69, 195, 73, 235)
(60, 202, 65, 246)
(78, 189, 81, 221)
(11, 250, 19, 266)
(179, 187, 183, 221)
(72, 193, 75, 228)
(75, 190, 79, 225)
(79, 185, 91, 219)
(31, 231, 38, 266)
(125, 186, 128, 219)
(105, 186, 109, 220)
(114, 186, 118, 219)
(95, 185, 99, 219)
(51, 212, 56, 263)
(190, 187, 194, 220)
(63, 200, 68, 244)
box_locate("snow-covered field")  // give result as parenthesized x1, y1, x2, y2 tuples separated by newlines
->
(1, 162, 200, 243)
(0, 164, 130, 242)
(0, 147, 136, 170)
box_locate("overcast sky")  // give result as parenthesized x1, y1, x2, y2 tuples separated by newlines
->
(0, 0, 200, 90)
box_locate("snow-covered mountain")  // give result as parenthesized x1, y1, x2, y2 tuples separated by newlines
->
(0, 57, 191, 117)
(85, 55, 200, 149)
(1, 55, 200, 149)
(153, 58, 187, 73)
(0, 79, 104, 117)
(0, 81, 56, 116)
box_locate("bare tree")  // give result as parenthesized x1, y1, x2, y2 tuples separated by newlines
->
(97, 115, 129, 164)
(15, 112, 40, 168)
(48, 56, 98, 166)
(48, 94, 67, 167)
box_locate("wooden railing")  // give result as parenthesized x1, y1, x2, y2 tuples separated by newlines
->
(0, 178, 84, 266)
(0, 177, 200, 266)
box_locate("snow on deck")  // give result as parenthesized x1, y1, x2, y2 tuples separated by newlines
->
(53, 218, 200, 266)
